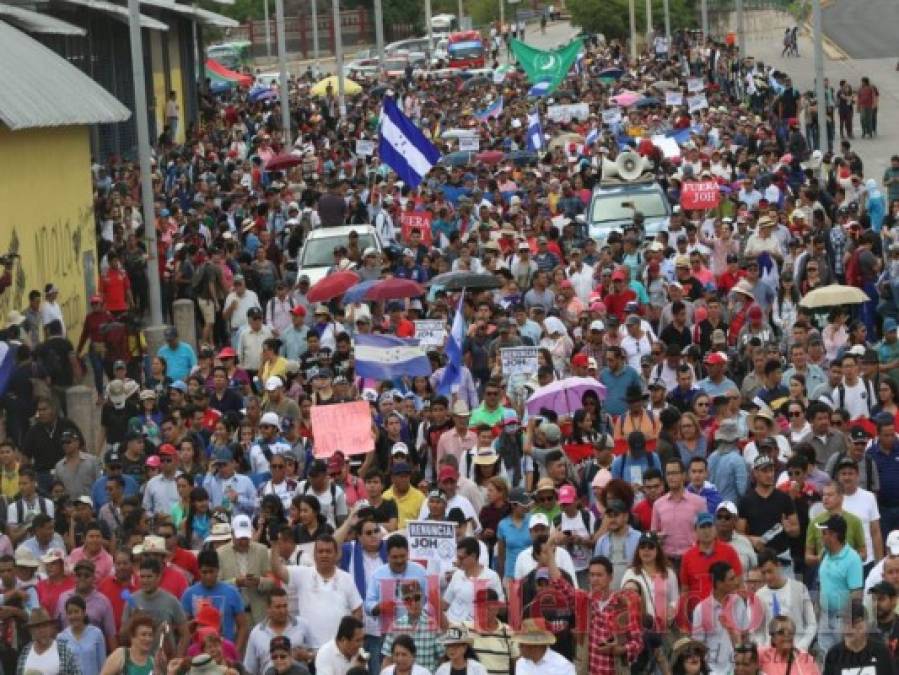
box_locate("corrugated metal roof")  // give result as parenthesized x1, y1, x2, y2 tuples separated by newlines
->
(0, 3, 85, 34)
(0, 20, 130, 130)
(57, 0, 169, 30)
(138, 0, 239, 28)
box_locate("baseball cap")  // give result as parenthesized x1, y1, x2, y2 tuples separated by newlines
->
(590, 320, 605, 332)
(885, 530, 899, 555)
(605, 498, 628, 514)
(391, 442, 409, 456)
(753, 455, 774, 470)
(529, 513, 550, 529)
(695, 512, 715, 527)
(327, 452, 346, 473)
(265, 376, 283, 391)
(849, 426, 870, 443)
(816, 514, 848, 537)
(212, 447, 234, 464)
(438, 466, 459, 482)
(157, 443, 177, 457)
(145, 455, 161, 468)
(716, 501, 739, 516)
(509, 486, 532, 506)
(557, 485, 577, 505)
(571, 353, 588, 368)
(260, 411, 280, 427)
(426, 489, 447, 501)
(232, 514, 252, 539)
(307, 459, 328, 476)
(705, 351, 728, 365)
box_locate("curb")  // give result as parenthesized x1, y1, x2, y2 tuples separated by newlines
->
(802, 21, 847, 61)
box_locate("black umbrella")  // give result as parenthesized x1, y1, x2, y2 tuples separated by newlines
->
(428, 271, 504, 291)
(504, 150, 538, 166)
(462, 76, 491, 90)
(438, 151, 475, 167)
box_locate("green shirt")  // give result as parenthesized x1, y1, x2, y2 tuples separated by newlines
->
(469, 404, 507, 429)
(806, 509, 866, 556)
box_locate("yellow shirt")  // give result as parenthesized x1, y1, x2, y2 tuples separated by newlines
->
(259, 356, 289, 386)
(0, 464, 19, 500)
(382, 486, 425, 529)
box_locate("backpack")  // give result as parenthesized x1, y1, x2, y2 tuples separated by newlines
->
(12, 496, 48, 528)
(834, 380, 875, 417)
(36, 343, 65, 385)
(552, 508, 595, 534)
(845, 248, 863, 288)
(302, 480, 338, 507)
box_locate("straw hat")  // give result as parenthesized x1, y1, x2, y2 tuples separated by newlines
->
(511, 618, 557, 646)
(440, 625, 475, 646)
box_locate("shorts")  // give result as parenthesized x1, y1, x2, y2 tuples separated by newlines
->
(197, 298, 216, 325)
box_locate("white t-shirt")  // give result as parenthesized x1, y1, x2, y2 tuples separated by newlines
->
(514, 545, 577, 582)
(314, 638, 354, 675)
(24, 640, 61, 675)
(435, 660, 489, 675)
(443, 566, 505, 623)
(225, 289, 261, 331)
(842, 487, 880, 564)
(835, 379, 874, 420)
(296, 480, 348, 529)
(249, 439, 293, 475)
(286, 565, 362, 648)
(557, 510, 597, 571)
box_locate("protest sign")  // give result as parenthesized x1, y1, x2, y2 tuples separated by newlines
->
(680, 180, 721, 210)
(601, 108, 622, 125)
(311, 401, 374, 457)
(414, 319, 446, 347)
(687, 94, 708, 113)
(687, 77, 704, 93)
(547, 102, 590, 123)
(400, 211, 433, 247)
(501, 347, 540, 376)
(459, 135, 480, 152)
(665, 91, 683, 107)
(408, 520, 457, 564)
(355, 139, 375, 156)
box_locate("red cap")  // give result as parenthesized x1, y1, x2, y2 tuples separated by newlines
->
(611, 268, 626, 281)
(158, 443, 177, 456)
(705, 351, 728, 365)
(748, 305, 763, 320)
(438, 466, 459, 482)
(89, 294, 103, 304)
(195, 603, 221, 629)
(559, 279, 573, 289)
(647, 262, 660, 274)
(571, 353, 589, 368)
(290, 305, 307, 317)
(327, 451, 346, 472)
(217, 347, 237, 359)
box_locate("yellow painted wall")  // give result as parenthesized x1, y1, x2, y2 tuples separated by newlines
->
(167, 22, 185, 145)
(0, 125, 95, 337)
(150, 30, 167, 140)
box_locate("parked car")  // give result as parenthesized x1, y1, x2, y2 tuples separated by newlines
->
(295, 225, 382, 285)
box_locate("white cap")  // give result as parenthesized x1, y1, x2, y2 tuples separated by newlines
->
(260, 411, 280, 427)
(391, 442, 409, 456)
(232, 514, 253, 539)
(590, 320, 605, 332)
(529, 513, 550, 529)
(848, 345, 866, 356)
(265, 376, 283, 391)
(886, 529, 899, 556)
(363, 247, 378, 257)
(716, 500, 738, 516)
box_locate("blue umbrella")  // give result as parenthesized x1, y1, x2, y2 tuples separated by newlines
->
(343, 280, 380, 304)
(598, 67, 624, 80)
(634, 96, 661, 108)
(439, 151, 475, 167)
(504, 150, 537, 166)
(209, 81, 232, 95)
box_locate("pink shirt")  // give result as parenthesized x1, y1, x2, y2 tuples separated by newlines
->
(650, 490, 707, 558)
(435, 429, 477, 466)
(67, 547, 114, 582)
(758, 647, 820, 675)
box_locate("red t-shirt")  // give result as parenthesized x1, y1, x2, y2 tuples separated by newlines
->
(603, 289, 638, 321)
(37, 575, 75, 616)
(632, 499, 654, 532)
(97, 576, 137, 631)
(393, 318, 416, 338)
(170, 547, 200, 582)
(101, 268, 131, 312)
(678, 540, 743, 619)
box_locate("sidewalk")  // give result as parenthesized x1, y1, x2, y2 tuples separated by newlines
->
(744, 22, 896, 181)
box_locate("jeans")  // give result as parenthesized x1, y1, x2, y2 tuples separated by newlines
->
(88, 348, 105, 396)
(364, 634, 383, 675)
(861, 281, 880, 339)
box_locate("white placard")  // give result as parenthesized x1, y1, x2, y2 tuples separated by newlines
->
(601, 108, 622, 125)
(687, 94, 709, 113)
(501, 347, 540, 376)
(547, 102, 590, 123)
(459, 136, 480, 152)
(687, 77, 704, 93)
(665, 92, 683, 107)
(356, 139, 375, 156)
(408, 520, 457, 564)
(414, 319, 446, 347)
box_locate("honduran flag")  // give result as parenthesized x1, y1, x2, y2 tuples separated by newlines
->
(475, 96, 504, 122)
(354, 334, 432, 381)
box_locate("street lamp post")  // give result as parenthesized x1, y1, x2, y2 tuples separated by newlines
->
(425, 0, 433, 57)
(645, 0, 652, 41)
(663, 0, 670, 41)
(701, 0, 708, 38)
(373, 0, 384, 69)
(812, 0, 828, 166)
(263, 0, 272, 58)
(312, 0, 320, 64)
(275, 0, 290, 141)
(736, 0, 745, 60)
(333, 0, 344, 115)
(126, 0, 163, 330)
(628, 0, 637, 62)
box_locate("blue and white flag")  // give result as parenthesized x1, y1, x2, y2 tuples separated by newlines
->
(475, 96, 504, 122)
(378, 97, 441, 189)
(354, 333, 432, 381)
(585, 127, 599, 147)
(528, 81, 552, 97)
(0, 342, 16, 397)
(527, 109, 544, 152)
(438, 292, 466, 395)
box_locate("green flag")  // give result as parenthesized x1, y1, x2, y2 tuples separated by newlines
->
(509, 37, 583, 92)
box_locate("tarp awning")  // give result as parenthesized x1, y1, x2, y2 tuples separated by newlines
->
(138, 0, 239, 28)
(58, 0, 169, 30)
(0, 4, 85, 35)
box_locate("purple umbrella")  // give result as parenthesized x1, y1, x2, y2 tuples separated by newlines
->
(525, 377, 607, 417)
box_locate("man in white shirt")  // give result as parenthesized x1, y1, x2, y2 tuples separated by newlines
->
(512, 618, 574, 675)
(270, 536, 363, 649)
(248, 412, 293, 476)
(443, 537, 504, 623)
(751, 549, 817, 650)
(832, 353, 875, 420)
(513, 514, 577, 581)
(836, 456, 884, 564)
(223, 274, 261, 346)
(314, 615, 368, 675)
(692, 560, 748, 675)
(621, 315, 653, 370)
(243, 588, 314, 675)
(297, 459, 349, 529)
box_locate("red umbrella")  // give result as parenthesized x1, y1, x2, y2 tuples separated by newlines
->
(264, 153, 303, 172)
(475, 150, 504, 165)
(365, 277, 425, 301)
(307, 270, 360, 302)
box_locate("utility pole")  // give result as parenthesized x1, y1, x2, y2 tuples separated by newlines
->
(425, 0, 433, 52)
(701, 0, 708, 39)
(263, 0, 272, 58)
(813, 0, 828, 168)
(736, 0, 745, 60)
(374, 0, 384, 69)
(628, 0, 637, 63)
(275, 0, 290, 142)
(312, 0, 320, 65)
(645, 0, 652, 42)
(499, 0, 504, 38)
(333, 0, 344, 116)
(663, 0, 670, 40)
(458, 0, 464, 27)
(126, 0, 163, 332)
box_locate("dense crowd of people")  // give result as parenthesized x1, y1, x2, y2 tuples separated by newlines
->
(2, 15, 899, 675)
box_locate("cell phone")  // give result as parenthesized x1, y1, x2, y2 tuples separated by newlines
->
(563, 530, 572, 537)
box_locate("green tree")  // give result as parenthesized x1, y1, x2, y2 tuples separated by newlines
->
(567, 0, 696, 40)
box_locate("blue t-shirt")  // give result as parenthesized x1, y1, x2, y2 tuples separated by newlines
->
(181, 581, 244, 641)
(497, 515, 532, 579)
(157, 342, 198, 381)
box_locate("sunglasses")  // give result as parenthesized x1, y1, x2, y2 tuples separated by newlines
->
(362, 528, 380, 536)
(716, 513, 733, 520)
(536, 495, 555, 503)
(789, 411, 803, 417)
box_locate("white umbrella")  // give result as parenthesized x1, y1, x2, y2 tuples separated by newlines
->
(441, 129, 478, 140)
(799, 284, 870, 308)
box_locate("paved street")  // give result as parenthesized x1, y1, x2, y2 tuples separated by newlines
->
(823, 0, 899, 59)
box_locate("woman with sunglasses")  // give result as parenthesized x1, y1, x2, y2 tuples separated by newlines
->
(621, 531, 679, 630)
(676, 412, 708, 464)
(757, 616, 819, 675)
(785, 400, 811, 444)
(691, 394, 714, 434)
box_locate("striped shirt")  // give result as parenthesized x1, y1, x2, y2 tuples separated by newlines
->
(465, 621, 519, 675)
